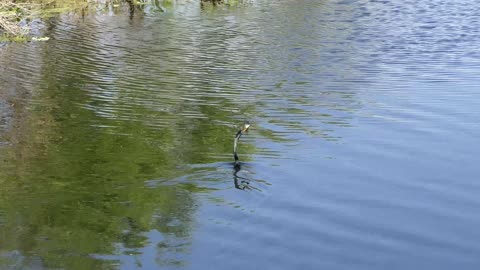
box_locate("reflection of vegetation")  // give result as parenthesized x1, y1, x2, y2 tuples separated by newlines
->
(0, 3, 264, 265)
(0, 72, 197, 269)
(0, 0, 352, 267)
(0, 22, 199, 269)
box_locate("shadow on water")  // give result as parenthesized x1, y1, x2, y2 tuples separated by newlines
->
(233, 162, 261, 191)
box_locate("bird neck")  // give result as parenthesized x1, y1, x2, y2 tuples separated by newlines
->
(233, 130, 242, 161)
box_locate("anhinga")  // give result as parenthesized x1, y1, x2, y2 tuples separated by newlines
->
(233, 121, 251, 166)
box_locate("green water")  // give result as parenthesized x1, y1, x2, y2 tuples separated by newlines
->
(0, 61, 199, 268)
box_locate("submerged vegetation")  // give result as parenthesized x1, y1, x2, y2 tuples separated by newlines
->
(0, 1, 33, 37)
(1, 0, 67, 40)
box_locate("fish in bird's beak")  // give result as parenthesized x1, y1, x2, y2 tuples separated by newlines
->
(242, 123, 251, 133)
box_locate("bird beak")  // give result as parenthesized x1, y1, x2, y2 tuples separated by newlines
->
(243, 124, 251, 133)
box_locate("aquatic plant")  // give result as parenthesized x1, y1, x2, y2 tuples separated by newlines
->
(0, 1, 33, 36)
(0, 0, 251, 41)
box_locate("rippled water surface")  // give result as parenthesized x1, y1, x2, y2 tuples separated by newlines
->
(1, 0, 480, 269)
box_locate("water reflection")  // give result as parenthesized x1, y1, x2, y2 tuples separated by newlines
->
(233, 162, 263, 192)
(233, 158, 249, 191)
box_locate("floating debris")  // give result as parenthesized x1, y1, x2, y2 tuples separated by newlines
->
(31, 36, 50, 41)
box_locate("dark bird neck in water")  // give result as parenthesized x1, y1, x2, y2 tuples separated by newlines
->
(233, 121, 251, 164)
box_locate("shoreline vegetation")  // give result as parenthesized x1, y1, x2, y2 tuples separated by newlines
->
(0, 0, 86, 41)
(0, 0, 242, 42)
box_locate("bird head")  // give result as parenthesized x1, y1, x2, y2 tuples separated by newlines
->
(241, 121, 251, 133)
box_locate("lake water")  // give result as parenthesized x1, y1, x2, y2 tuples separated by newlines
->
(1, 0, 480, 269)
